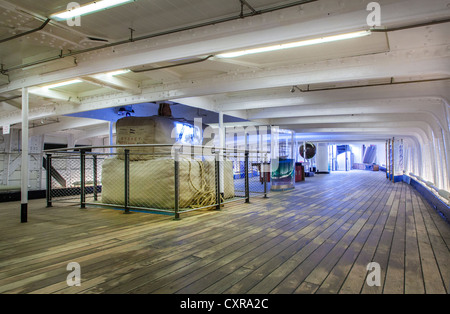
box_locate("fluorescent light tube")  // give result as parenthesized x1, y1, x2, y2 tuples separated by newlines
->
(105, 69, 131, 76)
(217, 30, 372, 58)
(43, 79, 82, 89)
(50, 0, 134, 21)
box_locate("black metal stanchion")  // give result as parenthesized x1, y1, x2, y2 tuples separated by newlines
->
(263, 154, 268, 199)
(46, 153, 52, 208)
(392, 137, 395, 183)
(174, 148, 180, 220)
(215, 150, 221, 211)
(93, 155, 98, 201)
(80, 150, 86, 209)
(124, 149, 130, 214)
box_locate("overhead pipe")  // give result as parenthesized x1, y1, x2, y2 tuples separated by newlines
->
(131, 55, 214, 73)
(0, 18, 50, 44)
(291, 77, 450, 93)
(370, 17, 450, 33)
(0, 0, 318, 75)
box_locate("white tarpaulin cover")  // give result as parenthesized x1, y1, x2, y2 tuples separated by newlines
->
(101, 157, 235, 210)
(115, 116, 202, 160)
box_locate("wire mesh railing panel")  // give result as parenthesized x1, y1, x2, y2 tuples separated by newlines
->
(90, 154, 106, 202)
(49, 155, 82, 202)
(227, 151, 270, 198)
(248, 162, 271, 195)
(225, 151, 246, 200)
(45, 145, 271, 218)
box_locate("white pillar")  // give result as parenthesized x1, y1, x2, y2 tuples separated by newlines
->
(219, 111, 224, 194)
(270, 126, 279, 179)
(317, 143, 329, 173)
(21, 87, 29, 223)
(109, 121, 114, 154)
(441, 129, 450, 190)
(291, 133, 294, 164)
(432, 136, 439, 185)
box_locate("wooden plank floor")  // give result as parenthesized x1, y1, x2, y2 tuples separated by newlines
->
(0, 171, 449, 294)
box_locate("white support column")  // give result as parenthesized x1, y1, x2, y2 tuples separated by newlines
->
(270, 127, 277, 181)
(404, 145, 409, 174)
(427, 140, 437, 184)
(434, 136, 446, 190)
(441, 129, 450, 191)
(317, 143, 329, 173)
(37, 135, 44, 190)
(431, 136, 439, 186)
(419, 145, 425, 178)
(291, 132, 294, 166)
(21, 87, 29, 223)
(414, 144, 420, 176)
(219, 111, 225, 194)
(109, 121, 114, 154)
(2, 132, 11, 186)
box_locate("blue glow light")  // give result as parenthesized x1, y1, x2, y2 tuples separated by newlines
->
(175, 122, 202, 145)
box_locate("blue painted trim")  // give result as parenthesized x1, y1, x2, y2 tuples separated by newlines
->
(387, 174, 403, 183)
(402, 174, 411, 185)
(409, 178, 450, 224)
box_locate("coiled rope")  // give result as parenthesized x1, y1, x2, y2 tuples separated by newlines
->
(185, 158, 224, 209)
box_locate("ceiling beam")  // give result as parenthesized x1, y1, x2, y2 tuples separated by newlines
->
(0, 46, 447, 127)
(28, 87, 81, 104)
(247, 97, 446, 119)
(0, 99, 21, 109)
(81, 49, 449, 106)
(1, 0, 448, 93)
(216, 80, 450, 111)
(29, 117, 108, 137)
(170, 96, 218, 112)
(290, 121, 430, 137)
(80, 75, 141, 94)
(74, 124, 111, 141)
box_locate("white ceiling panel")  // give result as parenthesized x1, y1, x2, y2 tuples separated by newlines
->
(0, 0, 448, 161)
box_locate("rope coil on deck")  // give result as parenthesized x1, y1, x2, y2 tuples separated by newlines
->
(185, 158, 224, 209)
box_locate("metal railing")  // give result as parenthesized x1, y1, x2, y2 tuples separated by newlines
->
(44, 144, 271, 219)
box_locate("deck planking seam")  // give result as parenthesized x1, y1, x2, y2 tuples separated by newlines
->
(299, 176, 394, 294)
(0, 171, 448, 294)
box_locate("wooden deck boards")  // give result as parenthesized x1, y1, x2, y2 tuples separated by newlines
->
(0, 171, 448, 294)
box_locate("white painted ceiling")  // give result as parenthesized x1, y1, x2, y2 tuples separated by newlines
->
(0, 0, 449, 146)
